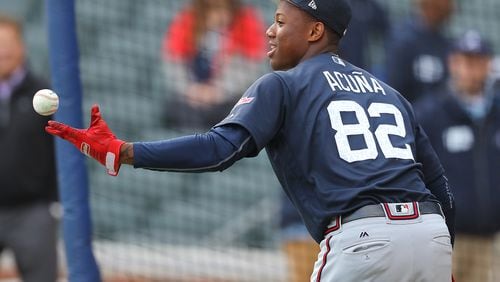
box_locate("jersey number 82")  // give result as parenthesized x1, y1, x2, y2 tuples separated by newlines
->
(327, 100, 414, 163)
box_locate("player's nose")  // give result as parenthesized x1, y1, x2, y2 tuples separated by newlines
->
(266, 23, 276, 38)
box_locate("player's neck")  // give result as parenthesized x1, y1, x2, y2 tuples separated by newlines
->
(301, 44, 337, 63)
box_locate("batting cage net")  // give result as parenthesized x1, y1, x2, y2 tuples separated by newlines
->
(77, 1, 285, 281)
(1, 0, 500, 281)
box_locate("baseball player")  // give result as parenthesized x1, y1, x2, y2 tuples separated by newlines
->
(46, 0, 455, 281)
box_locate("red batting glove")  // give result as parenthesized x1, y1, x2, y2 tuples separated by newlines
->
(45, 104, 125, 176)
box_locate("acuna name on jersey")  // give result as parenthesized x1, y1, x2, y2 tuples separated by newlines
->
(323, 71, 387, 95)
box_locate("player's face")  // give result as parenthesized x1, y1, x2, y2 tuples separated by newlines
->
(0, 25, 24, 79)
(266, 1, 314, 70)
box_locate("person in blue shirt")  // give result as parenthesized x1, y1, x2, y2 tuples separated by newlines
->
(386, 0, 454, 103)
(46, 0, 455, 280)
(415, 30, 499, 282)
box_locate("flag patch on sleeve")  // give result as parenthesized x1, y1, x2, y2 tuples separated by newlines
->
(236, 97, 254, 106)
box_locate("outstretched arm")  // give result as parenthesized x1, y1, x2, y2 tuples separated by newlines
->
(130, 125, 256, 172)
(46, 105, 257, 175)
(120, 143, 134, 165)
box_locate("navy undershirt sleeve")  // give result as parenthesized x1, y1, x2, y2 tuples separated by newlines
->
(415, 124, 455, 244)
(133, 125, 257, 172)
(426, 174, 455, 245)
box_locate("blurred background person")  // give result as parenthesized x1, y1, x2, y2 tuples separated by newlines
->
(161, 0, 267, 131)
(0, 13, 58, 282)
(414, 30, 500, 282)
(338, 0, 390, 80)
(386, 0, 454, 103)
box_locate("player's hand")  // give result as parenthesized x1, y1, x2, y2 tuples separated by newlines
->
(45, 104, 125, 176)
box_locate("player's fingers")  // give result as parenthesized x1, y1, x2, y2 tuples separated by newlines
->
(46, 120, 70, 130)
(90, 104, 102, 126)
(45, 120, 69, 138)
(45, 125, 63, 136)
(45, 120, 68, 134)
(45, 125, 70, 139)
(45, 121, 80, 141)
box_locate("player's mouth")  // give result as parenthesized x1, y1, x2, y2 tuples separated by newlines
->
(267, 43, 277, 58)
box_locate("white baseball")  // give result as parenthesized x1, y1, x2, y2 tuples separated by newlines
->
(33, 89, 59, 116)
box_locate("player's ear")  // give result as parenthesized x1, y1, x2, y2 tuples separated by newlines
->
(308, 21, 326, 43)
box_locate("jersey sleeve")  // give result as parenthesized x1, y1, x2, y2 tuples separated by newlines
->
(215, 72, 286, 152)
(415, 124, 456, 243)
(414, 124, 444, 182)
(415, 123, 455, 211)
(133, 125, 256, 172)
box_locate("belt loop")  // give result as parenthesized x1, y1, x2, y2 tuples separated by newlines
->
(324, 216, 341, 235)
(435, 202, 445, 218)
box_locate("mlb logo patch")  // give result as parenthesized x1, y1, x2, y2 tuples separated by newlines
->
(395, 203, 410, 214)
(383, 202, 419, 220)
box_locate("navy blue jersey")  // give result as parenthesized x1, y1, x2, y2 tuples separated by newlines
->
(216, 52, 444, 242)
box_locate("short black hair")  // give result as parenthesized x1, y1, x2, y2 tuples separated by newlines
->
(300, 10, 341, 49)
(325, 27, 341, 49)
(287, 0, 351, 38)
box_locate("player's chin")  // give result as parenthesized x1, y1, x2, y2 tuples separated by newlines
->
(269, 59, 280, 70)
(269, 58, 292, 71)
(268, 50, 295, 70)
(269, 54, 284, 70)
